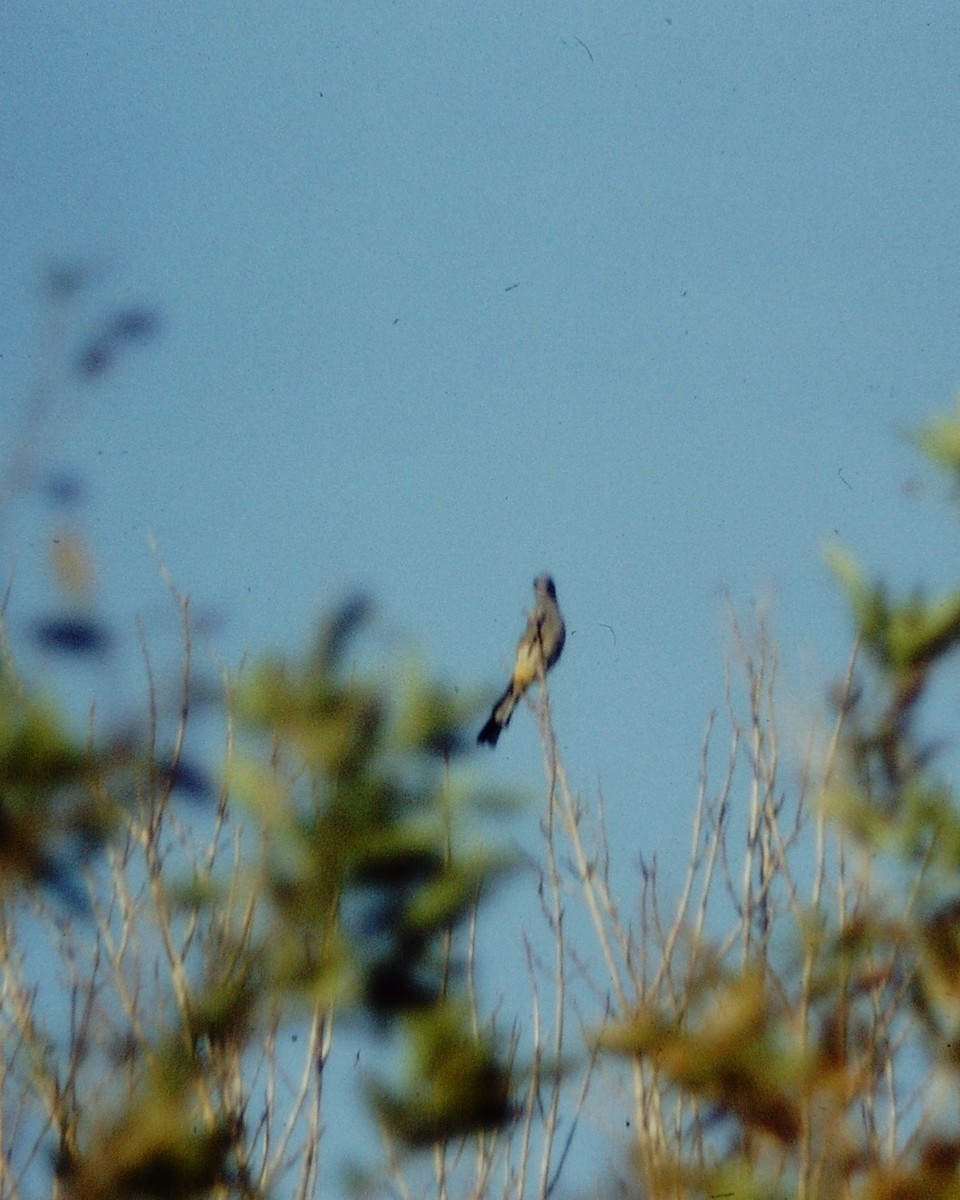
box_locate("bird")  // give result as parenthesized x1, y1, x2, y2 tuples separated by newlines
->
(478, 574, 565, 747)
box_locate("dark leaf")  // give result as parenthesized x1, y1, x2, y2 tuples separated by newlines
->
(111, 307, 160, 342)
(161, 757, 212, 800)
(33, 617, 112, 656)
(76, 341, 113, 379)
(314, 595, 372, 672)
(42, 472, 86, 508)
(365, 960, 440, 1016)
(45, 263, 91, 300)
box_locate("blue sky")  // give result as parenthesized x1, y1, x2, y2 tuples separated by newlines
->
(3, 0, 960, 1186)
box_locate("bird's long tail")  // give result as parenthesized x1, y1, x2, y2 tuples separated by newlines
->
(477, 683, 518, 746)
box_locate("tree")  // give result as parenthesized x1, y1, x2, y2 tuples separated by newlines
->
(4, 273, 960, 1199)
(0, 582, 516, 1199)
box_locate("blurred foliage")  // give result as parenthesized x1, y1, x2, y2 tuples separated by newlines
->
(233, 599, 515, 1025)
(914, 398, 960, 479)
(0, 582, 516, 1196)
(596, 404, 960, 1199)
(57, 1043, 239, 1200)
(230, 599, 516, 1152)
(0, 658, 121, 901)
(370, 1002, 513, 1146)
(599, 968, 805, 1147)
(0, 273, 516, 1198)
(13, 270, 960, 1198)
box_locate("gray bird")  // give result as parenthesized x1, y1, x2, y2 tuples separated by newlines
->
(478, 574, 565, 747)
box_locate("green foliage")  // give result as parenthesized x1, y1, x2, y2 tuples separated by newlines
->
(370, 1002, 513, 1145)
(0, 659, 120, 900)
(57, 1044, 238, 1200)
(827, 543, 960, 676)
(0, 272, 521, 1199)
(0, 593, 516, 1198)
(593, 408, 960, 1199)
(600, 968, 805, 1145)
(914, 398, 960, 478)
(10, 274, 960, 1199)
(233, 600, 515, 1030)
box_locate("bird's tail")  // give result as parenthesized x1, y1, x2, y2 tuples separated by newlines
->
(477, 683, 518, 747)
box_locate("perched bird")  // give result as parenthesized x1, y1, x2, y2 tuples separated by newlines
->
(478, 574, 565, 747)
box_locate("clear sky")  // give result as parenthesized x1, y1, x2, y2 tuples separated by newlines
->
(3, 1, 960, 1188)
